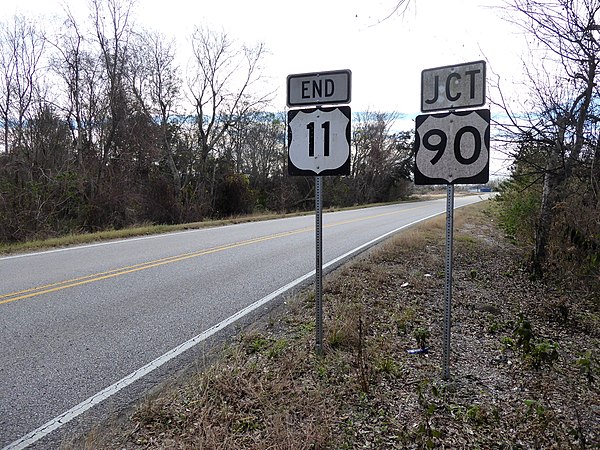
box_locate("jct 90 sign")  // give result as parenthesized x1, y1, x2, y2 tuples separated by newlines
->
(421, 61, 486, 113)
(414, 109, 490, 185)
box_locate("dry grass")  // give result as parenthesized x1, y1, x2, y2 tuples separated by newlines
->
(0, 194, 466, 256)
(66, 201, 599, 449)
(0, 200, 427, 256)
(0, 212, 309, 255)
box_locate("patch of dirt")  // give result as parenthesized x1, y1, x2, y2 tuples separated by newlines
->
(67, 201, 599, 449)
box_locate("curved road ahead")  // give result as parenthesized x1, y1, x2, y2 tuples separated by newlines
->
(0, 195, 488, 449)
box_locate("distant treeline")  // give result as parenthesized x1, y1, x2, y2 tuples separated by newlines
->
(0, 2, 413, 243)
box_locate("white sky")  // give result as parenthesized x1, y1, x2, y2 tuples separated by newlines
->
(0, 0, 528, 111)
(1, 0, 529, 176)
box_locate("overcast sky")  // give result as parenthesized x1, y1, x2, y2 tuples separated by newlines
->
(1, 0, 528, 176)
(1, 0, 527, 110)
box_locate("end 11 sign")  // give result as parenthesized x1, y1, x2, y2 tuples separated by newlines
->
(287, 69, 351, 107)
(287, 106, 351, 176)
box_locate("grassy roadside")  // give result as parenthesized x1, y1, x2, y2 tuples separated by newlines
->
(65, 200, 599, 449)
(0, 211, 302, 255)
(0, 193, 466, 256)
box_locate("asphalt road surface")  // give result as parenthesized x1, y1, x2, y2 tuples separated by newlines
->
(0, 195, 489, 449)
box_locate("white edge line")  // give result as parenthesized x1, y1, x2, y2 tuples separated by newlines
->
(0, 216, 300, 261)
(0, 199, 446, 262)
(0, 228, 212, 261)
(0, 201, 386, 262)
(3, 208, 459, 450)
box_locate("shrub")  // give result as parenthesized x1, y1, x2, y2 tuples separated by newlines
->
(495, 178, 539, 243)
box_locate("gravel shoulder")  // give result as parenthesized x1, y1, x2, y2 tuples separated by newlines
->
(65, 200, 600, 449)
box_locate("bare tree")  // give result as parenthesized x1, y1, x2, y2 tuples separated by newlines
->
(128, 29, 183, 195)
(187, 27, 270, 211)
(188, 27, 270, 160)
(234, 111, 285, 186)
(373, 0, 415, 24)
(91, 0, 135, 178)
(0, 15, 45, 155)
(0, 20, 15, 154)
(50, 7, 103, 168)
(494, 0, 600, 276)
(351, 111, 412, 203)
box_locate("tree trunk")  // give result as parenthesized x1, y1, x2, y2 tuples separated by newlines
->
(532, 115, 571, 278)
(532, 169, 557, 277)
(161, 121, 181, 198)
(166, 150, 181, 196)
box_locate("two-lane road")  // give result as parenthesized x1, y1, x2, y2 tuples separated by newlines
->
(0, 195, 488, 449)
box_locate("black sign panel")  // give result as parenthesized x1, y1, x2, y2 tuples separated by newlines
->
(414, 109, 490, 185)
(288, 106, 351, 176)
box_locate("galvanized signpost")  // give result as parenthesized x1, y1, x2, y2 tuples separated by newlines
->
(415, 60, 489, 379)
(287, 69, 352, 354)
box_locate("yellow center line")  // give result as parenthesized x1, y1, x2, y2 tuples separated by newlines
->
(1, 205, 424, 306)
(1, 252, 202, 300)
(0, 227, 313, 305)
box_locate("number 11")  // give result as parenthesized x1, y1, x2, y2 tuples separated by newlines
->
(307, 121, 330, 157)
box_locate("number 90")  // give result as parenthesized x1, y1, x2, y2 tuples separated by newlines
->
(422, 126, 482, 166)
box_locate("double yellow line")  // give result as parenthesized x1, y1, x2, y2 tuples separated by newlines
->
(0, 227, 313, 306)
(1, 206, 419, 306)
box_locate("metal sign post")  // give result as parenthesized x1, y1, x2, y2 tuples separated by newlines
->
(415, 60, 488, 380)
(315, 176, 324, 354)
(286, 69, 351, 355)
(443, 184, 454, 380)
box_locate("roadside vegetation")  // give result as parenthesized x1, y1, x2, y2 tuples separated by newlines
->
(491, 0, 600, 281)
(0, 197, 442, 255)
(0, 210, 306, 255)
(4, 0, 599, 445)
(66, 201, 599, 449)
(0, 1, 413, 246)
